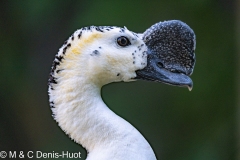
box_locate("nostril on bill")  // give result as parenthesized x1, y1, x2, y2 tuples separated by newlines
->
(157, 62, 164, 68)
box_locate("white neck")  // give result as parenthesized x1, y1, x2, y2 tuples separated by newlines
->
(50, 76, 156, 160)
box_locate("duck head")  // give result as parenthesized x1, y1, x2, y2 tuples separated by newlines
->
(49, 20, 195, 91)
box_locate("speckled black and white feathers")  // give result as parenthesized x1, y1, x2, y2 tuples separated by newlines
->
(48, 25, 141, 112)
(143, 20, 196, 76)
(48, 26, 129, 90)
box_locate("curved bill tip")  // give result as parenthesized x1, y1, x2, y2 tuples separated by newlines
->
(188, 84, 193, 91)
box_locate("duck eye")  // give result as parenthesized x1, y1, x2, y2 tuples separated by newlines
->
(117, 36, 131, 47)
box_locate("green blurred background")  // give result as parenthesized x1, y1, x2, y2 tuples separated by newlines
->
(0, 0, 238, 159)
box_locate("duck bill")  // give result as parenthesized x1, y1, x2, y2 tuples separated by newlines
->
(135, 20, 195, 91)
(135, 54, 193, 91)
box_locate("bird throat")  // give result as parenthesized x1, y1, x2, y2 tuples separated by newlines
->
(49, 77, 156, 159)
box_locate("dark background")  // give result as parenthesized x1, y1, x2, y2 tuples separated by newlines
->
(0, 0, 238, 159)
